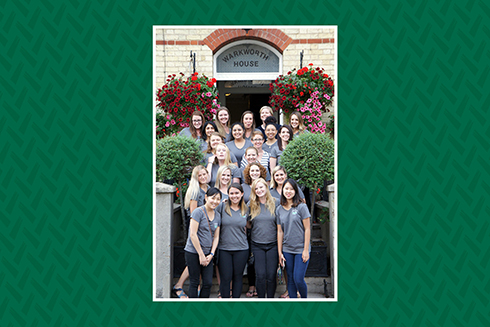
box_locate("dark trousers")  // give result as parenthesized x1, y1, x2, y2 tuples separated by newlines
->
(218, 249, 249, 298)
(283, 252, 309, 298)
(247, 230, 255, 288)
(185, 251, 213, 298)
(251, 241, 278, 298)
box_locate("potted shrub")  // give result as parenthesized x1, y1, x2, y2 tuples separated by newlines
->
(279, 132, 334, 217)
(156, 135, 203, 236)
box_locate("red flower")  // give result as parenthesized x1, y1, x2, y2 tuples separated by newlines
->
(191, 76, 197, 81)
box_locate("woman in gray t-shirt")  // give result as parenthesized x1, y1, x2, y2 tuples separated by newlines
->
(184, 187, 222, 298)
(247, 178, 280, 298)
(216, 183, 249, 298)
(277, 179, 311, 299)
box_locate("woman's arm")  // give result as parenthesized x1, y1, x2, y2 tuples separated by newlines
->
(270, 157, 277, 171)
(189, 199, 198, 214)
(189, 218, 207, 266)
(277, 224, 285, 267)
(302, 217, 311, 263)
(207, 226, 220, 266)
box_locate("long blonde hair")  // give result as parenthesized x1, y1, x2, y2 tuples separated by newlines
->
(214, 107, 230, 138)
(214, 165, 232, 189)
(249, 178, 276, 219)
(214, 144, 233, 165)
(290, 111, 306, 134)
(184, 165, 207, 209)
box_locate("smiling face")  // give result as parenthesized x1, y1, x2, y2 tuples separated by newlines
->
(243, 113, 254, 129)
(228, 187, 243, 205)
(249, 165, 261, 181)
(279, 128, 291, 142)
(232, 125, 244, 140)
(273, 169, 286, 185)
(218, 110, 229, 125)
(205, 124, 216, 137)
(245, 149, 258, 163)
(260, 109, 272, 123)
(206, 193, 221, 209)
(197, 169, 208, 185)
(283, 182, 296, 200)
(265, 125, 277, 140)
(220, 168, 231, 187)
(210, 135, 223, 150)
(290, 115, 300, 129)
(254, 181, 267, 198)
(192, 115, 203, 129)
(251, 135, 264, 149)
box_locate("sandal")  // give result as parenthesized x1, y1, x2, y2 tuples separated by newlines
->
(218, 292, 221, 298)
(172, 286, 188, 299)
(280, 290, 289, 298)
(253, 290, 257, 297)
(246, 290, 254, 298)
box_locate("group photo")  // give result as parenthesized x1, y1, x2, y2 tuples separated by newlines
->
(153, 26, 337, 300)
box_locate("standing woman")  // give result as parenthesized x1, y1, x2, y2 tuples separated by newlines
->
(218, 183, 249, 298)
(214, 165, 232, 202)
(184, 187, 222, 298)
(257, 106, 273, 139)
(289, 111, 308, 137)
(179, 110, 205, 141)
(270, 125, 294, 171)
(207, 143, 240, 186)
(214, 107, 231, 141)
(172, 165, 210, 298)
(262, 122, 279, 156)
(226, 122, 253, 168)
(247, 178, 280, 298)
(201, 121, 218, 152)
(277, 179, 311, 298)
(241, 110, 257, 141)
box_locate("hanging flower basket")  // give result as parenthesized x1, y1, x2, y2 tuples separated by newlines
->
(269, 64, 335, 133)
(156, 72, 220, 138)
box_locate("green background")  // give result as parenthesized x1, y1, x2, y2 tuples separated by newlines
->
(2, 0, 489, 326)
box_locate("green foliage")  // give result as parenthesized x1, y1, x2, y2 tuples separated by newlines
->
(280, 133, 334, 190)
(156, 135, 203, 183)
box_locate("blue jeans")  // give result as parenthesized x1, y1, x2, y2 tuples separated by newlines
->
(283, 252, 309, 298)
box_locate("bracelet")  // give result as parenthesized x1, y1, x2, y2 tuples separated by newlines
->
(210, 252, 214, 256)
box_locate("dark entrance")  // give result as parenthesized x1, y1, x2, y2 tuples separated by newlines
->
(217, 81, 277, 125)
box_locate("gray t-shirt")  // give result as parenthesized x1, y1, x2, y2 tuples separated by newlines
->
(218, 204, 249, 251)
(248, 198, 280, 244)
(269, 187, 305, 201)
(225, 139, 253, 168)
(276, 203, 311, 254)
(270, 146, 283, 160)
(184, 206, 221, 254)
(262, 141, 279, 155)
(209, 164, 240, 187)
(241, 183, 252, 204)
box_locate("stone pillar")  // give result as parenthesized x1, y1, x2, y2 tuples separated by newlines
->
(328, 184, 335, 298)
(155, 182, 176, 298)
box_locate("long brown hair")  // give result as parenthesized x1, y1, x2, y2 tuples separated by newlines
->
(214, 107, 230, 138)
(190, 111, 205, 139)
(224, 183, 248, 217)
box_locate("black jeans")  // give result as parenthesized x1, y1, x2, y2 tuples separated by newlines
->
(251, 241, 278, 298)
(185, 251, 213, 298)
(218, 249, 249, 298)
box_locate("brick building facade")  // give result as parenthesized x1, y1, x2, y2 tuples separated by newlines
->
(154, 26, 336, 124)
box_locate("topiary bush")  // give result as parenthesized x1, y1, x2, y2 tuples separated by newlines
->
(156, 135, 203, 234)
(280, 132, 334, 216)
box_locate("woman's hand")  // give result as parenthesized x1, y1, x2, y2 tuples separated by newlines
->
(208, 155, 215, 164)
(199, 253, 208, 266)
(279, 253, 286, 267)
(302, 250, 309, 263)
(205, 254, 214, 266)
